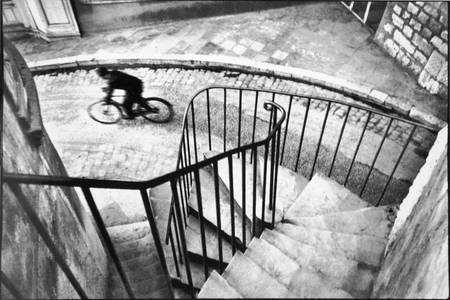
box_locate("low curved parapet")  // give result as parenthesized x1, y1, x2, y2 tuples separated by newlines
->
(27, 53, 447, 130)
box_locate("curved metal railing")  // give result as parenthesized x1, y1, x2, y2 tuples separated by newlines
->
(2, 86, 286, 299)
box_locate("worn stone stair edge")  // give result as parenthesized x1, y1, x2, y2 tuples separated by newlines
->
(27, 54, 445, 130)
(187, 206, 247, 252)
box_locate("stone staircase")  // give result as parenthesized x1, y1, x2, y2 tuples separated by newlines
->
(195, 156, 397, 298)
(91, 189, 172, 298)
(95, 150, 397, 298)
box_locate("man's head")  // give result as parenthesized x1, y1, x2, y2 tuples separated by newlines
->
(96, 67, 109, 78)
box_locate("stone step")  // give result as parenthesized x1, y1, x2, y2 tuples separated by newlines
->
(164, 242, 211, 290)
(111, 252, 171, 298)
(221, 251, 297, 298)
(258, 156, 309, 216)
(107, 221, 151, 244)
(188, 167, 252, 245)
(122, 253, 160, 273)
(285, 173, 370, 219)
(197, 270, 243, 298)
(288, 268, 353, 298)
(185, 215, 234, 265)
(276, 223, 387, 268)
(93, 188, 148, 227)
(286, 205, 397, 239)
(244, 237, 299, 288)
(205, 151, 283, 229)
(115, 233, 156, 261)
(133, 273, 171, 298)
(245, 237, 352, 298)
(260, 229, 375, 298)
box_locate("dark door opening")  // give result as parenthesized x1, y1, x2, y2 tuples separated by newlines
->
(341, 1, 388, 33)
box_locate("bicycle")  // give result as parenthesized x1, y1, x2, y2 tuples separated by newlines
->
(88, 94, 174, 124)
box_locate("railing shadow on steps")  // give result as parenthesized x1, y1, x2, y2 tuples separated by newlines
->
(2, 85, 438, 299)
(163, 86, 438, 297)
(1, 86, 286, 299)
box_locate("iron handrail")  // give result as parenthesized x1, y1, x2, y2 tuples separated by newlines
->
(186, 85, 439, 132)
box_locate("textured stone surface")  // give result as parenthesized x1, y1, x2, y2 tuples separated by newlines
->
(372, 126, 448, 298)
(197, 270, 242, 298)
(107, 221, 172, 298)
(288, 205, 397, 239)
(374, 1, 448, 100)
(222, 251, 297, 298)
(285, 174, 370, 219)
(2, 39, 123, 299)
(261, 229, 375, 298)
(394, 30, 415, 54)
(276, 223, 387, 267)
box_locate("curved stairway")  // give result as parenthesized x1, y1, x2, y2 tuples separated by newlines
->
(95, 149, 397, 298)
(197, 172, 397, 298)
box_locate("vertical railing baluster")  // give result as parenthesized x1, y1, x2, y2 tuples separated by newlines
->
(140, 189, 174, 298)
(228, 156, 236, 254)
(238, 89, 242, 157)
(269, 111, 276, 210)
(328, 105, 351, 177)
(165, 203, 174, 244)
(223, 88, 227, 152)
(171, 203, 184, 264)
(7, 183, 89, 299)
(359, 118, 394, 197)
(295, 98, 311, 172)
(206, 89, 212, 151)
(184, 120, 193, 184)
(1, 271, 25, 299)
(241, 150, 247, 247)
(212, 161, 224, 272)
(280, 95, 293, 165)
(168, 225, 181, 277)
(376, 125, 417, 206)
(267, 93, 276, 136)
(170, 180, 194, 298)
(252, 145, 258, 236)
(250, 91, 259, 162)
(181, 140, 190, 221)
(261, 143, 269, 226)
(344, 111, 372, 187)
(81, 187, 135, 299)
(175, 175, 186, 225)
(272, 116, 282, 227)
(310, 101, 331, 179)
(193, 170, 208, 280)
(191, 103, 199, 163)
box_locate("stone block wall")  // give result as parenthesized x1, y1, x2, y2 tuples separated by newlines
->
(375, 2, 448, 100)
(371, 126, 448, 298)
(1, 39, 125, 298)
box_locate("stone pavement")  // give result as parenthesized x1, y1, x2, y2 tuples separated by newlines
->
(13, 2, 446, 121)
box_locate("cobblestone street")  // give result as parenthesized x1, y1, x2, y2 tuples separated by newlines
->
(13, 2, 446, 120)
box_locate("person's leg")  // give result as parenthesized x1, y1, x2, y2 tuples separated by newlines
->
(123, 93, 135, 119)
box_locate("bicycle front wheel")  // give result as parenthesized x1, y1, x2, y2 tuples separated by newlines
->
(88, 101, 122, 124)
(141, 97, 174, 123)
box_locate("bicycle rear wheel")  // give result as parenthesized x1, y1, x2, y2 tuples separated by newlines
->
(141, 97, 174, 123)
(88, 101, 122, 124)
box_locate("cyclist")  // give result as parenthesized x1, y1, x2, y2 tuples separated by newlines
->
(96, 67, 144, 119)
